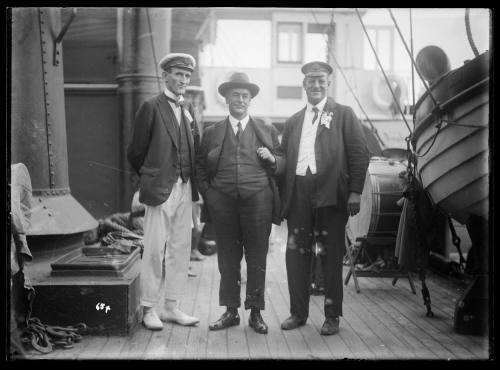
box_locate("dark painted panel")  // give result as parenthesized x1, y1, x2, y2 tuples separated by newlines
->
(65, 90, 121, 219)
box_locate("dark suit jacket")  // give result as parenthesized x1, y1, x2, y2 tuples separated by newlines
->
(195, 117, 284, 225)
(127, 93, 200, 207)
(278, 97, 369, 219)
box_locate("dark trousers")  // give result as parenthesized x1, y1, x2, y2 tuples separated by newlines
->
(285, 172, 348, 319)
(207, 186, 273, 310)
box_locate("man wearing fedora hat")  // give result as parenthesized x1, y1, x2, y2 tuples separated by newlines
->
(278, 61, 369, 335)
(195, 72, 283, 334)
(127, 53, 201, 330)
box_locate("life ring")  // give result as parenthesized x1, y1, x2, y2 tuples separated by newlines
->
(371, 73, 407, 112)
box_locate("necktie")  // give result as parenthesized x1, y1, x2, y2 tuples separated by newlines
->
(236, 121, 243, 141)
(312, 106, 319, 125)
(166, 95, 184, 107)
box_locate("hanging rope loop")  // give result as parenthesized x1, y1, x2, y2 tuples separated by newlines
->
(355, 8, 412, 135)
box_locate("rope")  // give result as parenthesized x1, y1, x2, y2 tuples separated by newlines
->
(447, 217, 467, 269)
(146, 8, 162, 94)
(21, 317, 87, 353)
(309, 9, 386, 148)
(465, 9, 480, 57)
(409, 9, 416, 117)
(415, 120, 443, 158)
(404, 177, 434, 317)
(355, 9, 413, 135)
(19, 288, 88, 354)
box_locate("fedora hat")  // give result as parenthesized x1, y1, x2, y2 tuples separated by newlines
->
(218, 72, 260, 98)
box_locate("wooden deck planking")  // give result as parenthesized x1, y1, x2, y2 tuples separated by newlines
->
(239, 302, 271, 359)
(376, 276, 489, 357)
(159, 260, 204, 359)
(77, 335, 110, 359)
(356, 279, 454, 359)
(262, 280, 293, 358)
(184, 256, 215, 359)
(118, 318, 154, 359)
(205, 255, 229, 359)
(20, 224, 490, 360)
(344, 281, 435, 359)
(360, 277, 483, 359)
(271, 246, 372, 359)
(269, 249, 353, 359)
(265, 251, 314, 359)
(311, 297, 377, 359)
(95, 335, 128, 359)
(344, 285, 416, 359)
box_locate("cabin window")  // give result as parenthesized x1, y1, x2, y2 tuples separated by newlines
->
(305, 23, 330, 63)
(277, 22, 302, 63)
(363, 26, 394, 71)
(199, 19, 271, 68)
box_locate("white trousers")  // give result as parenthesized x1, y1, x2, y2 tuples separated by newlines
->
(140, 178, 192, 307)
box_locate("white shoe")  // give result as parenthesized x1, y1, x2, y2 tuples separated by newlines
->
(143, 309, 163, 330)
(159, 308, 199, 326)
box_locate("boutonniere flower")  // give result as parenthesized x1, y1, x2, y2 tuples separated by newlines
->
(319, 111, 334, 129)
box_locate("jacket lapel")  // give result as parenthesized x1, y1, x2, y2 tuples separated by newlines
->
(208, 119, 229, 174)
(181, 107, 195, 154)
(316, 97, 337, 137)
(157, 94, 179, 149)
(288, 107, 306, 169)
(249, 117, 272, 149)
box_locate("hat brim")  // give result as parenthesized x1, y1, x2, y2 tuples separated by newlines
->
(218, 82, 259, 98)
(160, 63, 194, 72)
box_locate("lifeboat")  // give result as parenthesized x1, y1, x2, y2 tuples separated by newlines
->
(412, 50, 490, 224)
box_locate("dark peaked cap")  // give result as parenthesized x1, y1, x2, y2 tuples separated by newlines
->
(301, 61, 333, 77)
(218, 72, 260, 98)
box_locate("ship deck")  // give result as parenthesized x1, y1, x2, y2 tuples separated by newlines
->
(21, 224, 490, 360)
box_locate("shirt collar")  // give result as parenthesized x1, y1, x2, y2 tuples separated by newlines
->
(306, 96, 327, 113)
(228, 114, 250, 130)
(164, 88, 181, 103)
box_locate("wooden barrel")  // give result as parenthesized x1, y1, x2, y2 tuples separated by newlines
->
(346, 157, 407, 243)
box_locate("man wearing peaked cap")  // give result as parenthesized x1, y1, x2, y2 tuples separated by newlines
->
(301, 61, 333, 77)
(277, 61, 369, 335)
(159, 53, 196, 72)
(195, 72, 284, 334)
(127, 52, 200, 331)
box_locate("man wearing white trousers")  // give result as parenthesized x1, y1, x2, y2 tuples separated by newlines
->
(127, 53, 200, 330)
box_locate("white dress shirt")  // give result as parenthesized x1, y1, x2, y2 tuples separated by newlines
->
(228, 114, 249, 136)
(295, 97, 327, 175)
(164, 88, 182, 125)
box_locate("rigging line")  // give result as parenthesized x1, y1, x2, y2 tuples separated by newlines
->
(387, 8, 440, 109)
(409, 9, 416, 122)
(355, 8, 412, 135)
(415, 121, 442, 158)
(310, 9, 386, 148)
(465, 8, 480, 57)
(407, 9, 416, 174)
(88, 161, 134, 174)
(146, 8, 162, 94)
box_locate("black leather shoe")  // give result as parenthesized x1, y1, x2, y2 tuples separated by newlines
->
(248, 311, 268, 334)
(209, 311, 240, 331)
(280, 315, 306, 330)
(320, 317, 339, 335)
